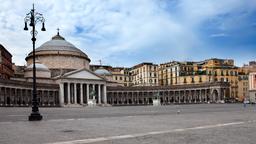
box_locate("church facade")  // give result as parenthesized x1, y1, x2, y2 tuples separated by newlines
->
(2, 32, 109, 107)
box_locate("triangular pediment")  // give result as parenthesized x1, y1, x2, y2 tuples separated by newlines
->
(61, 69, 104, 80)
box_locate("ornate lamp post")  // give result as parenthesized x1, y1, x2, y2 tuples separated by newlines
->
(24, 4, 46, 121)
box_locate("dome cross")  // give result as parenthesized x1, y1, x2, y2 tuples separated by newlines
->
(57, 28, 60, 35)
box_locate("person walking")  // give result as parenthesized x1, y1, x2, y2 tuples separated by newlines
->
(243, 98, 247, 108)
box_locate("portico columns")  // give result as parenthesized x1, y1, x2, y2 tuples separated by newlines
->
(67, 83, 70, 104)
(86, 84, 89, 104)
(92, 84, 95, 100)
(80, 84, 83, 105)
(59, 83, 64, 106)
(98, 84, 101, 104)
(74, 83, 77, 104)
(103, 85, 107, 104)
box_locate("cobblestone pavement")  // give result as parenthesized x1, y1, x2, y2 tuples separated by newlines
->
(0, 104, 255, 144)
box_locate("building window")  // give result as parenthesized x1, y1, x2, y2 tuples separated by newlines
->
(208, 71, 212, 75)
(120, 77, 122, 80)
(191, 77, 194, 83)
(184, 78, 187, 83)
(199, 77, 202, 82)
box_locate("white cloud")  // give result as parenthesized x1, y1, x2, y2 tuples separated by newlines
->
(0, 0, 255, 66)
(210, 33, 229, 38)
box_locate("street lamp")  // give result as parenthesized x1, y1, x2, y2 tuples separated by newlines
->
(24, 4, 46, 121)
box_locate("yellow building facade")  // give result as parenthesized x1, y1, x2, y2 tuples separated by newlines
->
(237, 61, 256, 102)
(158, 59, 239, 101)
(130, 62, 158, 86)
(111, 67, 132, 87)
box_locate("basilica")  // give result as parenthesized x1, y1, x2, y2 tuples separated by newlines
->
(1, 32, 114, 107)
(0, 32, 230, 107)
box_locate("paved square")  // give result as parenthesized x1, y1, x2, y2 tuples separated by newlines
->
(0, 104, 255, 144)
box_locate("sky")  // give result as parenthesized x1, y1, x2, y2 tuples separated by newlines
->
(0, 0, 256, 67)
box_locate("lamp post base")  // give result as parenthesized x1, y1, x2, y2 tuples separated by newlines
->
(28, 112, 43, 121)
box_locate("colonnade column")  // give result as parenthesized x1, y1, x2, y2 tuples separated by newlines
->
(205, 89, 208, 102)
(74, 83, 77, 104)
(98, 84, 101, 104)
(218, 88, 221, 101)
(59, 83, 64, 106)
(103, 85, 107, 104)
(224, 88, 226, 101)
(67, 83, 70, 104)
(80, 84, 83, 105)
(189, 91, 192, 103)
(195, 90, 197, 103)
(178, 91, 181, 103)
(14, 88, 17, 106)
(92, 84, 95, 100)
(199, 90, 202, 103)
(131, 92, 134, 104)
(48, 90, 51, 106)
(183, 90, 186, 103)
(86, 84, 89, 104)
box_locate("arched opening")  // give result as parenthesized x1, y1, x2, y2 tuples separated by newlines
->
(166, 97, 169, 104)
(144, 98, 147, 105)
(149, 98, 153, 104)
(128, 99, 132, 104)
(160, 97, 163, 104)
(212, 89, 218, 102)
(77, 84, 81, 104)
(139, 98, 142, 104)
(170, 97, 174, 103)
(6, 97, 10, 105)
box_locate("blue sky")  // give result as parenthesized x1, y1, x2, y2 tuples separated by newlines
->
(0, 0, 256, 67)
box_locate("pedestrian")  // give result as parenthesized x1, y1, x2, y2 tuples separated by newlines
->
(243, 99, 247, 108)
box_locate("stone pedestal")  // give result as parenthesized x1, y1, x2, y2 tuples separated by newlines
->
(88, 99, 96, 107)
(153, 99, 161, 106)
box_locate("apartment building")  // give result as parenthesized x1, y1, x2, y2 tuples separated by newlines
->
(130, 62, 158, 86)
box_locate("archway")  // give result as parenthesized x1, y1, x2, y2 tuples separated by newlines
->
(211, 89, 218, 102)
(6, 97, 10, 105)
(149, 98, 153, 104)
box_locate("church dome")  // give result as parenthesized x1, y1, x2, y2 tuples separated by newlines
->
(25, 61, 51, 78)
(95, 67, 112, 76)
(26, 62, 49, 71)
(25, 32, 91, 71)
(35, 34, 88, 58)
